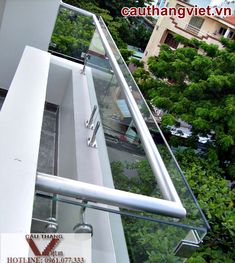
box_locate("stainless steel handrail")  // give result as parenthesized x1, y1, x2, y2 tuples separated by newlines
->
(36, 172, 186, 218)
(60, 1, 185, 212)
(95, 16, 182, 204)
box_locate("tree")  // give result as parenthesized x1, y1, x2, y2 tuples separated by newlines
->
(50, 8, 95, 58)
(177, 149, 235, 262)
(129, 37, 235, 261)
(111, 160, 187, 263)
(64, 0, 127, 48)
(96, 0, 151, 17)
(117, 17, 153, 50)
(64, 0, 153, 50)
(111, 148, 235, 262)
(135, 38, 235, 179)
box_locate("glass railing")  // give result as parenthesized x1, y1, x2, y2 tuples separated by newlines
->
(85, 11, 208, 229)
(85, 32, 208, 229)
(49, 6, 95, 62)
(32, 193, 204, 262)
(34, 2, 211, 261)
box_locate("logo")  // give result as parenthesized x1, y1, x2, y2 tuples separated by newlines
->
(1, 233, 91, 263)
(25, 234, 62, 257)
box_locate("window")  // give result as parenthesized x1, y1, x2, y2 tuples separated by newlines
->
(218, 27, 227, 35)
(228, 31, 234, 39)
(164, 33, 179, 49)
(187, 16, 204, 35)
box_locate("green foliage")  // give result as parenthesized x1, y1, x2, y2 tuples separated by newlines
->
(139, 39, 235, 179)
(131, 37, 235, 261)
(96, 0, 151, 17)
(176, 150, 235, 262)
(111, 160, 187, 262)
(111, 150, 235, 262)
(161, 114, 175, 127)
(132, 68, 150, 84)
(174, 34, 219, 57)
(119, 49, 133, 62)
(111, 161, 158, 196)
(173, 35, 189, 46)
(50, 8, 95, 57)
(64, 0, 127, 48)
(64, 0, 152, 49)
(221, 36, 235, 52)
(117, 17, 152, 50)
(129, 58, 144, 68)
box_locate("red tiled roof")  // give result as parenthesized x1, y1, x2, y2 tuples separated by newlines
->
(224, 15, 235, 26)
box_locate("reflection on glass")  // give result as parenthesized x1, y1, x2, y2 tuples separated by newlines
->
(49, 7, 95, 62)
(37, 3, 211, 261)
(32, 106, 58, 233)
(32, 194, 198, 262)
(86, 30, 208, 236)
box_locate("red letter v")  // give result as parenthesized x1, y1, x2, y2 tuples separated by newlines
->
(26, 238, 42, 256)
(26, 237, 60, 256)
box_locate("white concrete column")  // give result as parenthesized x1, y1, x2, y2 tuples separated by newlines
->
(224, 28, 231, 38)
(0, 0, 60, 89)
(0, 46, 50, 233)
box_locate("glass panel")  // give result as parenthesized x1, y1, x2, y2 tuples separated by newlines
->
(86, 18, 209, 235)
(37, 105, 58, 175)
(31, 194, 54, 233)
(32, 105, 58, 232)
(31, 193, 203, 262)
(45, 1, 209, 243)
(49, 6, 95, 63)
(188, 16, 204, 29)
(187, 17, 204, 35)
(87, 45, 163, 202)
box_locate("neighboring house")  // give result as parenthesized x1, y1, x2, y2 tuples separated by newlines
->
(183, 0, 235, 9)
(142, 0, 235, 62)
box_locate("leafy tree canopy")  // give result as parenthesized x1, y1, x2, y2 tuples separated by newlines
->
(135, 38, 235, 179)
(64, 0, 127, 48)
(64, 0, 153, 50)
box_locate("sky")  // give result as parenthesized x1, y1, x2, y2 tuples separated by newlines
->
(184, 0, 232, 7)
(152, 0, 235, 9)
(154, 1, 228, 7)
(211, 0, 223, 5)
(187, 0, 212, 7)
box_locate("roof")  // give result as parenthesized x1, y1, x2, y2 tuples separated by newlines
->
(224, 14, 235, 26)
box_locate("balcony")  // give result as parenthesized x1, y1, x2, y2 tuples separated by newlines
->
(170, 17, 221, 41)
(0, 1, 209, 262)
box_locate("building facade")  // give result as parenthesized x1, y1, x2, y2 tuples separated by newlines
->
(143, 0, 235, 62)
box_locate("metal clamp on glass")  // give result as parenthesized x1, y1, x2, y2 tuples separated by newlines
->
(32, 217, 58, 233)
(174, 230, 201, 258)
(81, 53, 90, 75)
(85, 105, 97, 129)
(45, 217, 58, 233)
(87, 121, 100, 148)
(73, 201, 93, 236)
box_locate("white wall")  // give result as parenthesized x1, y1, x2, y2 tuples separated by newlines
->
(0, 0, 60, 89)
(0, 0, 6, 31)
(46, 63, 72, 105)
(56, 69, 80, 232)
(46, 56, 128, 262)
(0, 46, 50, 233)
